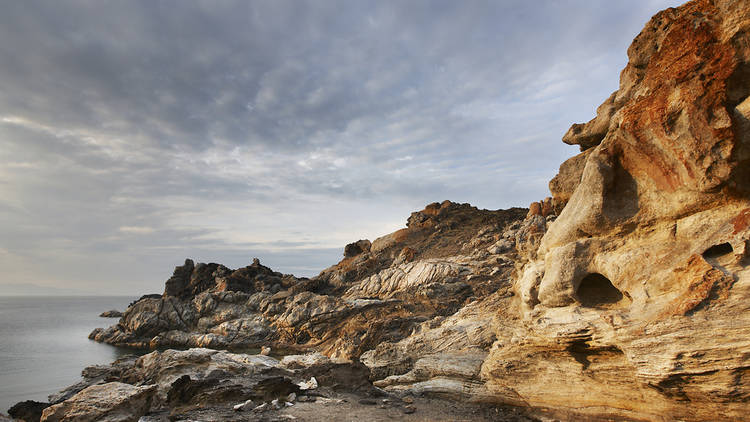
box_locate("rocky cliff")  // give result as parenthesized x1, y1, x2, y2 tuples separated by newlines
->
(90, 202, 528, 361)
(74, 0, 750, 420)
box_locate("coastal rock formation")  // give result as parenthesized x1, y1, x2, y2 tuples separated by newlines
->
(62, 0, 750, 420)
(90, 202, 526, 360)
(489, 0, 750, 419)
(22, 348, 530, 422)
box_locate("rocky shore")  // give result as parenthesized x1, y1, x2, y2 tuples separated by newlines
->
(8, 348, 535, 422)
(6, 0, 750, 420)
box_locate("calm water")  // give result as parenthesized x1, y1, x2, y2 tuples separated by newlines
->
(0, 296, 140, 413)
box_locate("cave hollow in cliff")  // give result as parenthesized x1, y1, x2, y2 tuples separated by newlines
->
(575, 273, 627, 309)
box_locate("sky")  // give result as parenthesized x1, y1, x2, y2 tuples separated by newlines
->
(0, 0, 683, 295)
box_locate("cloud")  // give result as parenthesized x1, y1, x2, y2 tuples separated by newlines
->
(0, 0, 684, 294)
(118, 226, 156, 235)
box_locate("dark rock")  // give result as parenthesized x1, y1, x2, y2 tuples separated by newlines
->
(251, 377, 301, 403)
(344, 240, 371, 257)
(294, 360, 372, 393)
(127, 293, 162, 309)
(163, 259, 195, 298)
(99, 309, 122, 318)
(165, 371, 251, 406)
(8, 400, 49, 422)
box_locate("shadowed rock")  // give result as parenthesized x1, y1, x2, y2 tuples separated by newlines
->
(8, 400, 49, 422)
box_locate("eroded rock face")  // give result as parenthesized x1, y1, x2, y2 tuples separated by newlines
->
(477, 0, 750, 420)
(90, 201, 527, 360)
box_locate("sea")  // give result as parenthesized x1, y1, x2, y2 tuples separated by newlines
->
(0, 296, 141, 413)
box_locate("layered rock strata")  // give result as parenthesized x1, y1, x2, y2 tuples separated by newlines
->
(485, 1, 750, 419)
(90, 202, 527, 361)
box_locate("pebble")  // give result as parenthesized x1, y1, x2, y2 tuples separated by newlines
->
(297, 376, 318, 390)
(233, 399, 255, 411)
(403, 405, 416, 414)
(252, 403, 268, 413)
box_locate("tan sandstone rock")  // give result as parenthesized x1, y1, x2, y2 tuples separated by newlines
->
(482, 0, 750, 420)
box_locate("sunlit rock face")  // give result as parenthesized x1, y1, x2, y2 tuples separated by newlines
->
(480, 0, 750, 419)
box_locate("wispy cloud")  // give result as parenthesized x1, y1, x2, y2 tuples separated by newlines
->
(118, 226, 156, 235)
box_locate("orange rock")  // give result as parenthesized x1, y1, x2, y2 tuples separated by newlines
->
(526, 202, 542, 218)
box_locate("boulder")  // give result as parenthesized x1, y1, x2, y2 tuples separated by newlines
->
(40, 383, 155, 422)
(8, 400, 49, 422)
(344, 239, 371, 257)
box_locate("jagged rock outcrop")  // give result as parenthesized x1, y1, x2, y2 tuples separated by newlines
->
(90, 202, 527, 360)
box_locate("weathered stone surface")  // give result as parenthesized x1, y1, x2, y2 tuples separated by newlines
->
(40, 382, 155, 422)
(548, 149, 592, 213)
(91, 202, 526, 360)
(481, 0, 750, 420)
(36, 347, 518, 422)
(562, 91, 618, 151)
(279, 352, 331, 370)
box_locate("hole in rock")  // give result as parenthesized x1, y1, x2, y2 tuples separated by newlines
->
(702, 242, 733, 259)
(576, 273, 627, 309)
